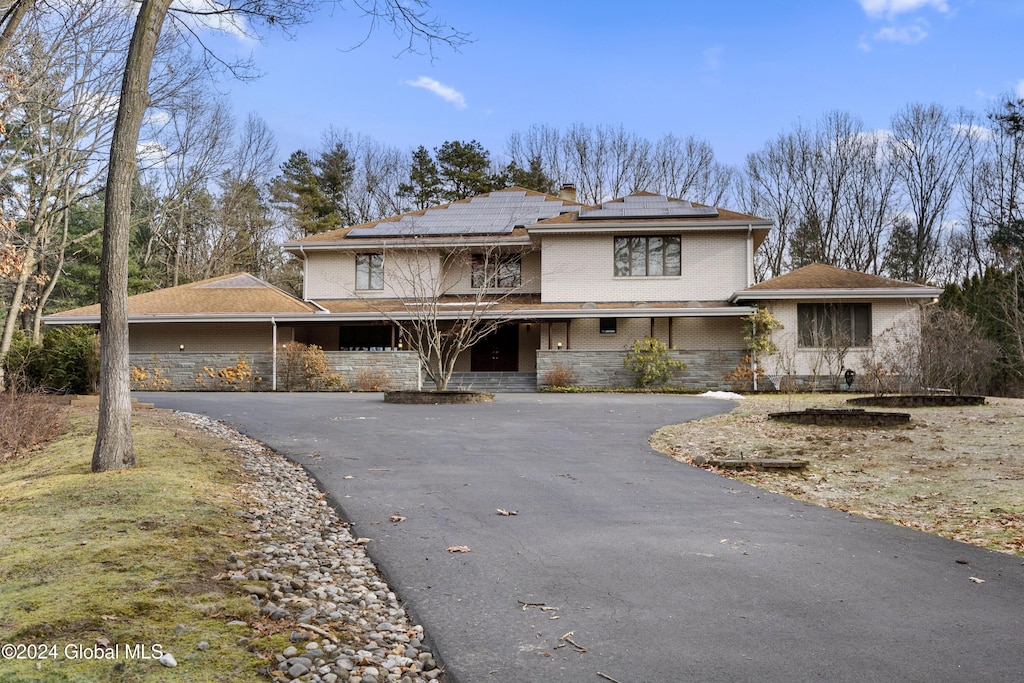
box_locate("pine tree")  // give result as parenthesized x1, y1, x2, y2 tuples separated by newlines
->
(398, 145, 442, 209)
(435, 139, 503, 201)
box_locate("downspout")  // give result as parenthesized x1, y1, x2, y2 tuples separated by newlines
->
(746, 225, 754, 286)
(271, 317, 278, 391)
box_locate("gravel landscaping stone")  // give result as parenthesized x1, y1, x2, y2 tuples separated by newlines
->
(180, 412, 442, 683)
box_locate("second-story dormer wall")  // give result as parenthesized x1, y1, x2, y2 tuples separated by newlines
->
(538, 231, 751, 303)
(303, 247, 541, 300)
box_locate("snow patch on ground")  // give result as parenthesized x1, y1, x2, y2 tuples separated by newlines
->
(700, 391, 745, 400)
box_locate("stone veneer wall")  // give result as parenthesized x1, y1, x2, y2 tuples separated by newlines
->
(129, 351, 421, 391)
(536, 349, 744, 390)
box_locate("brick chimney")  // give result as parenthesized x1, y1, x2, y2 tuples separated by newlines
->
(558, 183, 577, 203)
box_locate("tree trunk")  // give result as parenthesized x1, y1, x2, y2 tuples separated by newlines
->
(92, 0, 172, 473)
(0, 0, 33, 56)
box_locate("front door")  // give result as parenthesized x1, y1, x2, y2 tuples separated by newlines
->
(471, 325, 519, 372)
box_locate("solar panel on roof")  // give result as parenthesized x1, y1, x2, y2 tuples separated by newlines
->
(578, 195, 718, 219)
(347, 191, 573, 238)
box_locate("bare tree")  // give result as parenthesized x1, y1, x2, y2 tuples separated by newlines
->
(377, 241, 529, 391)
(919, 306, 999, 395)
(742, 132, 800, 279)
(886, 103, 971, 283)
(92, 0, 469, 471)
(0, 2, 134, 389)
(506, 124, 731, 206)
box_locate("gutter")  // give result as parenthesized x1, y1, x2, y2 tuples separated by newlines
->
(728, 287, 945, 303)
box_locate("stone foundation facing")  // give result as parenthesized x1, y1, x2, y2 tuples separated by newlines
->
(128, 351, 421, 391)
(536, 349, 744, 390)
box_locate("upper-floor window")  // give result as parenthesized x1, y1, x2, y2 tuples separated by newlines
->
(472, 253, 522, 289)
(613, 236, 681, 277)
(797, 303, 872, 348)
(356, 253, 383, 290)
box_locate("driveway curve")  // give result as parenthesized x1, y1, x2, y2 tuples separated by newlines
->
(139, 392, 1024, 682)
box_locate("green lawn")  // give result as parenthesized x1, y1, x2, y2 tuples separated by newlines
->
(0, 408, 283, 682)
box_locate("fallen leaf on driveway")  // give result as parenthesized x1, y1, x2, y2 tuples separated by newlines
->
(342, 475, 354, 480)
(389, 515, 406, 523)
(354, 537, 372, 544)
(969, 576, 986, 583)
(446, 545, 471, 553)
(496, 508, 518, 516)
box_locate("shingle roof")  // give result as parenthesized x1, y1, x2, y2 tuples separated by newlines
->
(731, 263, 944, 302)
(742, 264, 933, 291)
(46, 273, 318, 319)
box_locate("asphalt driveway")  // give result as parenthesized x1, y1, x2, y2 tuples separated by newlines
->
(139, 392, 1024, 682)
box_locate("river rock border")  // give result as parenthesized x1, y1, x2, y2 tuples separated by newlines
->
(180, 412, 443, 683)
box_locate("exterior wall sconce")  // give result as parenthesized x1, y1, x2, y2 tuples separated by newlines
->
(556, 342, 563, 350)
(397, 341, 404, 350)
(179, 344, 185, 352)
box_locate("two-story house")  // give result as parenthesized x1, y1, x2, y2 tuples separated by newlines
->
(44, 186, 943, 392)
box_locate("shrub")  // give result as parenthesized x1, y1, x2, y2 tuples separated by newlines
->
(356, 367, 394, 391)
(130, 363, 172, 391)
(278, 342, 307, 391)
(0, 390, 67, 463)
(543, 363, 577, 388)
(2, 326, 99, 394)
(300, 344, 348, 390)
(624, 338, 685, 388)
(724, 355, 764, 392)
(194, 356, 262, 391)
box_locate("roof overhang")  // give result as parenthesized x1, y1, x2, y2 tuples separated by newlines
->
(528, 220, 772, 235)
(729, 287, 944, 303)
(283, 235, 533, 254)
(47, 305, 756, 326)
(42, 313, 315, 326)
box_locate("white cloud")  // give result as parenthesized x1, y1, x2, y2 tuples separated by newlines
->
(404, 76, 467, 110)
(857, 0, 949, 19)
(873, 22, 929, 44)
(170, 0, 252, 41)
(136, 141, 170, 167)
(1016, 79, 1024, 99)
(144, 110, 172, 127)
(952, 123, 994, 141)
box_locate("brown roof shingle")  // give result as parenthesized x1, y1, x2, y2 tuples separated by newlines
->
(742, 263, 935, 291)
(48, 273, 318, 318)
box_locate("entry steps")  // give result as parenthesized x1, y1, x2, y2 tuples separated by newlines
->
(447, 372, 538, 393)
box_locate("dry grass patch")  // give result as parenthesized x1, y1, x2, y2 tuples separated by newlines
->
(652, 393, 1024, 556)
(0, 407, 275, 682)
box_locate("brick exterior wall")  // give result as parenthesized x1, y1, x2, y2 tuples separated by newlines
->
(304, 249, 542, 301)
(759, 299, 925, 378)
(536, 349, 744, 390)
(129, 351, 422, 391)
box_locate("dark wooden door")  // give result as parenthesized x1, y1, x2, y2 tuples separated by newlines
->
(471, 325, 519, 372)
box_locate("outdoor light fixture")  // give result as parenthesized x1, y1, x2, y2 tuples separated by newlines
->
(179, 344, 185, 352)
(556, 342, 563, 350)
(398, 341, 404, 350)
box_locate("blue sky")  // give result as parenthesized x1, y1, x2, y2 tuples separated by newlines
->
(211, 0, 1023, 168)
